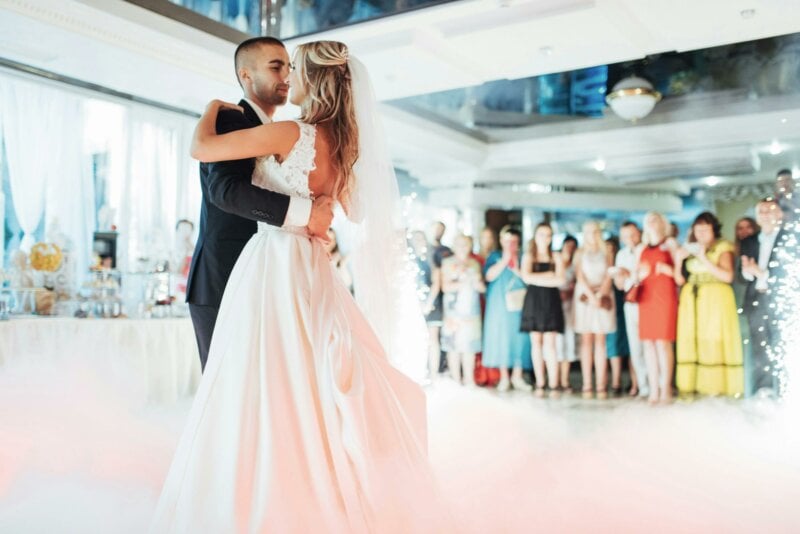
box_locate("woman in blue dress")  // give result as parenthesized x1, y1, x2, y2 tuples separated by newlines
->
(482, 226, 532, 391)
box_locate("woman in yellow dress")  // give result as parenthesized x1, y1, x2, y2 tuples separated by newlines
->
(675, 212, 743, 396)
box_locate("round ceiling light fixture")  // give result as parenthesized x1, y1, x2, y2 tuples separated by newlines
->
(605, 76, 662, 122)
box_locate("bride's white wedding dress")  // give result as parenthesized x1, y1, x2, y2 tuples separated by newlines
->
(150, 121, 452, 533)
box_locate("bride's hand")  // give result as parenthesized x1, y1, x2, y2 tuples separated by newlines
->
(206, 99, 243, 114)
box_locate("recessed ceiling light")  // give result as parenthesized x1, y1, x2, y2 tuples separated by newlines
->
(781, 118, 788, 124)
(593, 158, 606, 172)
(769, 140, 783, 155)
(527, 184, 551, 193)
(539, 46, 554, 56)
(740, 8, 756, 19)
(705, 176, 720, 187)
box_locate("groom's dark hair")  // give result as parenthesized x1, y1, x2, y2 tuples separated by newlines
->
(234, 37, 286, 86)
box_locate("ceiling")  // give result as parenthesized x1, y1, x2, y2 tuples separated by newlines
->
(1, 0, 799, 212)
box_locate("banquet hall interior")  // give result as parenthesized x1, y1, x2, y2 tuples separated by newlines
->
(1, 0, 800, 532)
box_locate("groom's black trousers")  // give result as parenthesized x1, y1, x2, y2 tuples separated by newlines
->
(189, 303, 219, 372)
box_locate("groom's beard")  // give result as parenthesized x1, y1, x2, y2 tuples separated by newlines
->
(267, 93, 288, 106)
(266, 84, 290, 106)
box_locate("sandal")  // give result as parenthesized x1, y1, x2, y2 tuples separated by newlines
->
(581, 387, 593, 399)
(534, 386, 546, 398)
(596, 390, 608, 400)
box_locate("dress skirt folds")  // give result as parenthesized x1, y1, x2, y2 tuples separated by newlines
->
(676, 241, 743, 396)
(150, 226, 453, 533)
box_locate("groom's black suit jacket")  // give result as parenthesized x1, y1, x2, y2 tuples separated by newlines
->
(739, 228, 788, 316)
(186, 100, 290, 308)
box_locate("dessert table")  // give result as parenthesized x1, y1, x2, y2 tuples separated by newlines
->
(0, 317, 200, 404)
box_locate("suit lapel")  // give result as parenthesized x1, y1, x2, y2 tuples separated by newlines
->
(767, 227, 786, 265)
(238, 99, 262, 126)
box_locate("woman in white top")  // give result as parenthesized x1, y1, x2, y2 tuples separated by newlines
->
(573, 221, 616, 399)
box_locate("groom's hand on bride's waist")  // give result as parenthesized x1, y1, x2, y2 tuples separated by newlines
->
(308, 195, 334, 241)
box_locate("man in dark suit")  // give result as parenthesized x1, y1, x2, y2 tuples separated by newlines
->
(774, 168, 798, 222)
(186, 37, 334, 370)
(740, 197, 789, 395)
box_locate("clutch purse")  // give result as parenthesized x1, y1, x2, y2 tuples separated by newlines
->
(623, 284, 640, 304)
(505, 289, 526, 312)
(579, 292, 614, 310)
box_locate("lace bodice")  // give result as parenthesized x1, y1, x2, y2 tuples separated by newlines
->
(252, 120, 316, 201)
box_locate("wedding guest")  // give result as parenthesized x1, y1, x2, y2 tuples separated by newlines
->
(637, 212, 678, 404)
(740, 198, 790, 397)
(733, 216, 759, 318)
(441, 234, 485, 386)
(675, 212, 743, 397)
(483, 226, 532, 391)
(478, 226, 499, 263)
(613, 221, 647, 398)
(173, 219, 195, 296)
(774, 168, 798, 220)
(474, 226, 501, 387)
(325, 228, 352, 291)
(557, 235, 579, 391)
(669, 221, 680, 241)
(605, 236, 629, 395)
(520, 223, 566, 397)
(735, 217, 759, 256)
(574, 221, 616, 399)
(410, 230, 443, 381)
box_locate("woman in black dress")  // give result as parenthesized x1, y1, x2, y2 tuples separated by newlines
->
(521, 223, 566, 397)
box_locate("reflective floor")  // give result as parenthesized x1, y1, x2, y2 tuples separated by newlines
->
(0, 364, 798, 533)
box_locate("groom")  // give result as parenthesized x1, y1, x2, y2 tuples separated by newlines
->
(186, 37, 334, 371)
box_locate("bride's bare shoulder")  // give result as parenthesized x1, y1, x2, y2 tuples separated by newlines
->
(268, 120, 303, 138)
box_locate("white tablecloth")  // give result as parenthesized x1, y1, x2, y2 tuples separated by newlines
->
(0, 317, 200, 405)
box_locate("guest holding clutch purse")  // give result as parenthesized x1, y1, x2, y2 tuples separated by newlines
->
(482, 226, 532, 392)
(574, 221, 616, 399)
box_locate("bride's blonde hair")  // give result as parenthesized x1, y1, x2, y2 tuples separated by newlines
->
(294, 41, 358, 207)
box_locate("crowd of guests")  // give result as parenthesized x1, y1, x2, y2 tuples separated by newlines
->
(410, 169, 798, 404)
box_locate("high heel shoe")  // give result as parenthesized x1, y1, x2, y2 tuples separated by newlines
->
(511, 377, 532, 392)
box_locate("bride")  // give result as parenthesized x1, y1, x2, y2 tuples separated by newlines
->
(149, 41, 454, 533)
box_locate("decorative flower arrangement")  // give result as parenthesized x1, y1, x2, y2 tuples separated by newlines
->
(29, 242, 63, 272)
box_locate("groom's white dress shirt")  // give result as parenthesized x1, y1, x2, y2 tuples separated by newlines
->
(742, 228, 779, 292)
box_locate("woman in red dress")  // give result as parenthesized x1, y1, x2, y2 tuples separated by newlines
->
(636, 211, 678, 404)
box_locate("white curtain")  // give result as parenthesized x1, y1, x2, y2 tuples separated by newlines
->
(1, 76, 95, 275)
(174, 118, 201, 225)
(116, 106, 199, 272)
(0, 72, 201, 277)
(0, 78, 65, 251)
(44, 99, 95, 278)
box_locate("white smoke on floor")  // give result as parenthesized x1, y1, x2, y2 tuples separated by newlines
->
(1, 359, 799, 533)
